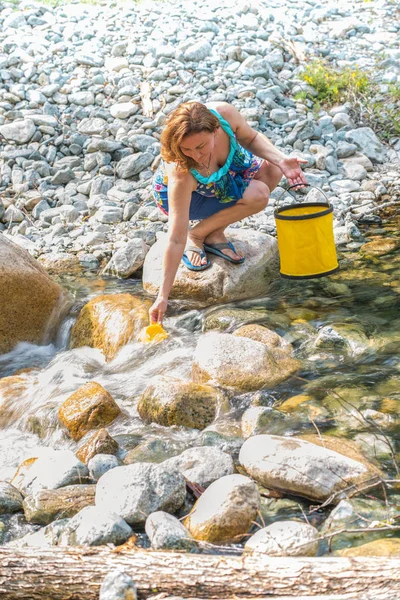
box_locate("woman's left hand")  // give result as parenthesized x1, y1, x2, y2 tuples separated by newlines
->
(278, 157, 308, 188)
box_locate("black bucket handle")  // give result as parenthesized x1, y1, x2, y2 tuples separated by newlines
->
(275, 183, 330, 207)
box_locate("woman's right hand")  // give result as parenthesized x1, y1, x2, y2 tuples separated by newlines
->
(149, 295, 168, 324)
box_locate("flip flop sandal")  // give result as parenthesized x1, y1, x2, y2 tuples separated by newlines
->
(203, 241, 245, 264)
(182, 246, 211, 271)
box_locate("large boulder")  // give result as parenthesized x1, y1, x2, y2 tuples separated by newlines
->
(192, 332, 300, 391)
(239, 434, 370, 502)
(0, 235, 64, 354)
(142, 229, 279, 307)
(137, 375, 220, 430)
(70, 293, 152, 361)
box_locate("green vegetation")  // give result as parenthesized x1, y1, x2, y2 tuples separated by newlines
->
(298, 60, 400, 139)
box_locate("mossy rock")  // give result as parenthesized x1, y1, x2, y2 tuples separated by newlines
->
(137, 375, 219, 430)
(58, 382, 121, 441)
(337, 538, 400, 557)
(70, 293, 152, 361)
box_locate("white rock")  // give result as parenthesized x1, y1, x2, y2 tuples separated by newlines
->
(239, 434, 369, 502)
(245, 520, 319, 556)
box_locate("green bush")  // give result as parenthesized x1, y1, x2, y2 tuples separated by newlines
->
(298, 60, 400, 139)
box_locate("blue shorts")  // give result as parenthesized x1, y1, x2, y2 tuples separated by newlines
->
(156, 191, 239, 220)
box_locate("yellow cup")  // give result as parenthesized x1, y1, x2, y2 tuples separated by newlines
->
(138, 323, 168, 343)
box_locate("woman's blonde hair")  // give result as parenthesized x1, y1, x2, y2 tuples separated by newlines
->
(160, 102, 220, 170)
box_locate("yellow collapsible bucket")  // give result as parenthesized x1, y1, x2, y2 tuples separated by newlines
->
(274, 185, 339, 279)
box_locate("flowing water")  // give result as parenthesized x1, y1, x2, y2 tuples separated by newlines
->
(1, 211, 400, 552)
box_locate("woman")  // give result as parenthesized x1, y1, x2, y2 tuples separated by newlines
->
(150, 101, 307, 323)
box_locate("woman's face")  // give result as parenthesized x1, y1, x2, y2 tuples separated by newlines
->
(180, 130, 216, 164)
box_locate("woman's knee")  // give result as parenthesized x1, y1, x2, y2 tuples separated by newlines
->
(241, 181, 270, 211)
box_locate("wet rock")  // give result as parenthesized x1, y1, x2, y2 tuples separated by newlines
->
(143, 229, 279, 308)
(70, 293, 151, 361)
(88, 454, 119, 481)
(239, 434, 370, 502)
(96, 463, 186, 526)
(123, 438, 182, 465)
(184, 474, 260, 544)
(162, 446, 234, 488)
(360, 238, 400, 257)
(0, 373, 32, 427)
(37, 253, 82, 276)
(76, 429, 119, 464)
(0, 482, 23, 515)
(232, 324, 293, 354)
(337, 538, 400, 557)
(58, 382, 121, 442)
(321, 497, 399, 551)
(59, 506, 133, 546)
(137, 375, 219, 430)
(12, 450, 89, 496)
(0, 235, 63, 355)
(145, 511, 197, 551)
(23, 484, 96, 525)
(192, 332, 300, 392)
(244, 520, 319, 556)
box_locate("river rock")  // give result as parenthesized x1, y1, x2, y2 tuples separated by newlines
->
(142, 229, 279, 308)
(103, 239, 149, 278)
(184, 474, 260, 544)
(338, 538, 400, 557)
(0, 373, 32, 427)
(95, 463, 186, 526)
(116, 152, 153, 178)
(99, 570, 137, 600)
(346, 127, 388, 163)
(145, 511, 197, 551)
(59, 505, 133, 546)
(76, 429, 119, 464)
(137, 375, 219, 430)
(12, 450, 89, 496)
(58, 382, 121, 441)
(244, 520, 319, 556)
(70, 293, 151, 361)
(360, 238, 400, 257)
(192, 332, 300, 392)
(0, 482, 23, 514)
(239, 434, 370, 502)
(0, 235, 63, 354)
(88, 454, 119, 481)
(22, 484, 96, 525)
(161, 446, 234, 488)
(0, 119, 36, 144)
(232, 324, 293, 354)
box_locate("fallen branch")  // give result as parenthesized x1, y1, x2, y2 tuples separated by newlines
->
(1, 547, 400, 599)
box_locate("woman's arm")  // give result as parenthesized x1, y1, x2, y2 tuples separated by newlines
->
(149, 168, 195, 324)
(212, 102, 308, 186)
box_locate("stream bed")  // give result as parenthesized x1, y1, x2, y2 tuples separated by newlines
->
(1, 209, 400, 556)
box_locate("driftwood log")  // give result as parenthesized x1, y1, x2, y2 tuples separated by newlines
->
(1, 547, 400, 600)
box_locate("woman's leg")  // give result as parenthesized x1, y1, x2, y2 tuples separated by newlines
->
(187, 179, 270, 264)
(187, 162, 282, 264)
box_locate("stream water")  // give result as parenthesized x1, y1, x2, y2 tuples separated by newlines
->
(1, 211, 400, 552)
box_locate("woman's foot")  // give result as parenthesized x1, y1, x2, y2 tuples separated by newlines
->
(204, 232, 244, 261)
(184, 235, 208, 268)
